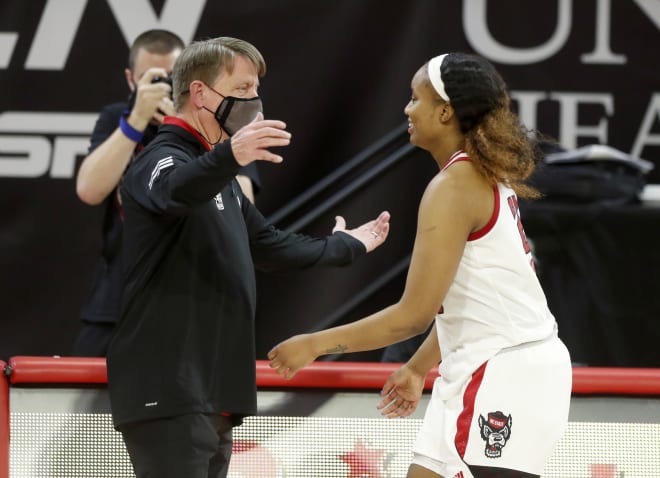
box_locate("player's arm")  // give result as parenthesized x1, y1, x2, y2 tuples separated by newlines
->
(315, 172, 471, 348)
(407, 326, 441, 374)
(377, 331, 440, 418)
(269, 166, 482, 377)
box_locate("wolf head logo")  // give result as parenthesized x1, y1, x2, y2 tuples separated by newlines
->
(478, 411, 512, 458)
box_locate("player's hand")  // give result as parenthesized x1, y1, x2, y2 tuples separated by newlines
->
(377, 364, 425, 418)
(267, 334, 316, 379)
(333, 211, 391, 252)
(230, 112, 291, 165)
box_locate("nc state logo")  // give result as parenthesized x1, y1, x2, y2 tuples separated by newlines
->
(478, 411, 512, 458)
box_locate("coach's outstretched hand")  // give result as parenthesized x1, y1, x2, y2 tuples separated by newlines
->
(333, 210, 390, 252)
(230, 112, 291, 165)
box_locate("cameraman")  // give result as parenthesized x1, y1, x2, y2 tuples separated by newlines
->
(73, 29, 261, 356)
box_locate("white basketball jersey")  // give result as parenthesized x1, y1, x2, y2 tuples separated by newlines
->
(435, 151, 557, 399)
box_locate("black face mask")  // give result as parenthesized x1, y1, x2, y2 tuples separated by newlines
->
(205, 85, 263, 136)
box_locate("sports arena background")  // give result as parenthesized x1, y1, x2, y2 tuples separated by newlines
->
(1, 1, 660, 366)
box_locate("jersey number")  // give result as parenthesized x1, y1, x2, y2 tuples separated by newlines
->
(506, 195, 535, 269)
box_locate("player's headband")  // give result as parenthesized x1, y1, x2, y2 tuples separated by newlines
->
(428, 54, 450, 102)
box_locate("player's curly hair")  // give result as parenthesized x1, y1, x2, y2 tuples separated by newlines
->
(437, 52, 541, 198)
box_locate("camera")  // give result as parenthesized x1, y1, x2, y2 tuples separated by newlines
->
(126, 75, 173, 111)
(151, 75, 173, 101)
(151, 75, 173, 89)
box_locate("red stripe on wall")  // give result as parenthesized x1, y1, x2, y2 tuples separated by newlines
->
(0, 360, 8, 478)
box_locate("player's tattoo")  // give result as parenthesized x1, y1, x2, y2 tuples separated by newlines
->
(325, 344, 348, 354)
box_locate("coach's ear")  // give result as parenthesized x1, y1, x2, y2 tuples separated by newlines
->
(188, 80, 206, 109)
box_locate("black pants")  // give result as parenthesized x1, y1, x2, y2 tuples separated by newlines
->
(119, 413, 233, 478)
(469, 465, 539, 477)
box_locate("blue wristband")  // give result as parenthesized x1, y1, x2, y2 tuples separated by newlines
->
(119, 116, 144, 143)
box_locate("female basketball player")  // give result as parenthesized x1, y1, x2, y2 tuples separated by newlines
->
(268, 52, 572, 478)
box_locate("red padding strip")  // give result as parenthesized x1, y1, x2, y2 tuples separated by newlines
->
(0, 360, 8, 478)
(6, 357, 660, 396)
(571, 366, 660, 395)
(8, 356, 107, 384)
(255, 361, 439, 390)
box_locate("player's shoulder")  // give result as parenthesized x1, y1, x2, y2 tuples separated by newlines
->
(426, 160, 482, 202)
(420, 159, 494, 233)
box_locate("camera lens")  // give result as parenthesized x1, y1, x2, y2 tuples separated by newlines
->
(152, 76, 172, 86)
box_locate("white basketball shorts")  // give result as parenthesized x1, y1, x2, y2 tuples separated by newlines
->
(412, 335, 572, 477)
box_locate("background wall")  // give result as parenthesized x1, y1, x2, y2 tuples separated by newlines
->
(1, 0, 658, 362)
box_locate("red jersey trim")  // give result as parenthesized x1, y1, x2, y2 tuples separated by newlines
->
(454, 361, 487, 458)
(440, 151, 500, 241)
(440, 150, 470, 172)
(467, 184, 499, 241)
(163, 116, 212, 152)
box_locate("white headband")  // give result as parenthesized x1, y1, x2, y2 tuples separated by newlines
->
(428, 54, 449, 102)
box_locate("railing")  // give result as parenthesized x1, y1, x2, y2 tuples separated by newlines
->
(6, 356, 660, 395)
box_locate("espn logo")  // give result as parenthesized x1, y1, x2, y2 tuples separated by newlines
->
(0, 111, 96, 178)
